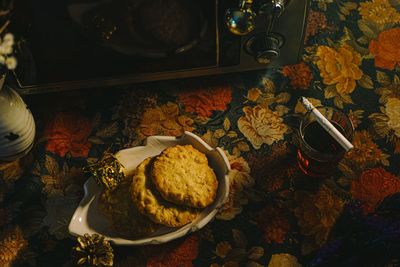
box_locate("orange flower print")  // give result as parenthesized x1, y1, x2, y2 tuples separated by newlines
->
(316, 44, 363, 94)
(0, 226, 28, 266)
(359, 0, 400, 25)
(282, 62, 313, 89)
(255, 205, 290, 244)
(369, 28, 400, 70)
(178, 84, 232, 118)
(247, 88, 262, 101)
(348, 110, 364, 128)
(215, 241, 232, 258)
(343, 130, 389, 170)
(351, 168, 400, 214)
(147, 235, 199, 267)
(304, 10, 328, 43)
(43, 112, 92, 158)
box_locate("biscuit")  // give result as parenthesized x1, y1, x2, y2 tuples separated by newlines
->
(131, 157, 199, 227)
(98, 175, 161, 237)
(151, 145, 218, 208)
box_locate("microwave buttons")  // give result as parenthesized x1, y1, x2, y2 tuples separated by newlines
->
(245, 32, 285, 64)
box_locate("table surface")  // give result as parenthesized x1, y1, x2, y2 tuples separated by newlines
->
(1, 0, 400, 266)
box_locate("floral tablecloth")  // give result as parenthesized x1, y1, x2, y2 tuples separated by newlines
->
(1, 0, 400, 266)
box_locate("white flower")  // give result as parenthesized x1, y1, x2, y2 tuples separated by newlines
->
(0, 33, 17, 70)
(0, 45, 7, 55)
(216, 152, 254, 220)
(238, 105, 288, 149)
(3, 33, 14, 46)
(5, 56, 17, 70)
(0, 33, 14, 54)
(0, 41, 12, 55)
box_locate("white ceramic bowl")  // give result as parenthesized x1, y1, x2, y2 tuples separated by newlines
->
(68, 131, 230, 245)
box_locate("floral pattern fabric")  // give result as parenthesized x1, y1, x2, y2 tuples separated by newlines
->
(1, 0, 400, 266)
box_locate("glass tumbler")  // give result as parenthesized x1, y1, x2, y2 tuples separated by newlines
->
(296, 107, 354, 178)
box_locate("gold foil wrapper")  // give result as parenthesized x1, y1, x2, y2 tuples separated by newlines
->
(84, 153, 125, 191)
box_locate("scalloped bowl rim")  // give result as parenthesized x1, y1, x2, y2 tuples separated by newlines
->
(68, 131, 230, 245)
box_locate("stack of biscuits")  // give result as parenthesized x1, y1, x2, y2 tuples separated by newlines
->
(99, 145, 218, 237)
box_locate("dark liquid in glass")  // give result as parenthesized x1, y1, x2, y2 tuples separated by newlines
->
(297, 121, 345, 177)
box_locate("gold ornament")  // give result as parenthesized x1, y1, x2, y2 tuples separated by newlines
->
(73, 233, 114, 267)
(84, 153, 125, 191)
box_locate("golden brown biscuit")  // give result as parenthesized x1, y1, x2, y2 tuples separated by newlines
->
(131, 157, 199, 227)
(151, 145, 218, 208)
(98, 175, 161, 237)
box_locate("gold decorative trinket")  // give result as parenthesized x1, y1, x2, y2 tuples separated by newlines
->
(84, 153, 125, 191)
(73, 233, 114, 267)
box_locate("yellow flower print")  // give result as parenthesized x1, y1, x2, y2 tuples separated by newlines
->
(359, 0, 400, 25)
(385, 97, 400, 137)
(0, 157, 26, 183)
(238, 105, 288, 149)
(370, 97, 400, 153)
(261, 77, 276, 92)
(268, 254, 302, 267)
(138, 102, 194, 140)
(316, 44, 363, 95)
(247, 88, 262, 102)
(294, 98, 322, 114)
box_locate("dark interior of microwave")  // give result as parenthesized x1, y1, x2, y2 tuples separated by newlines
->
(13, 0, 218, 85)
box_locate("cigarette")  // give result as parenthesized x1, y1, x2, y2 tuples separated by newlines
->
(300, 97, 354, 152)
